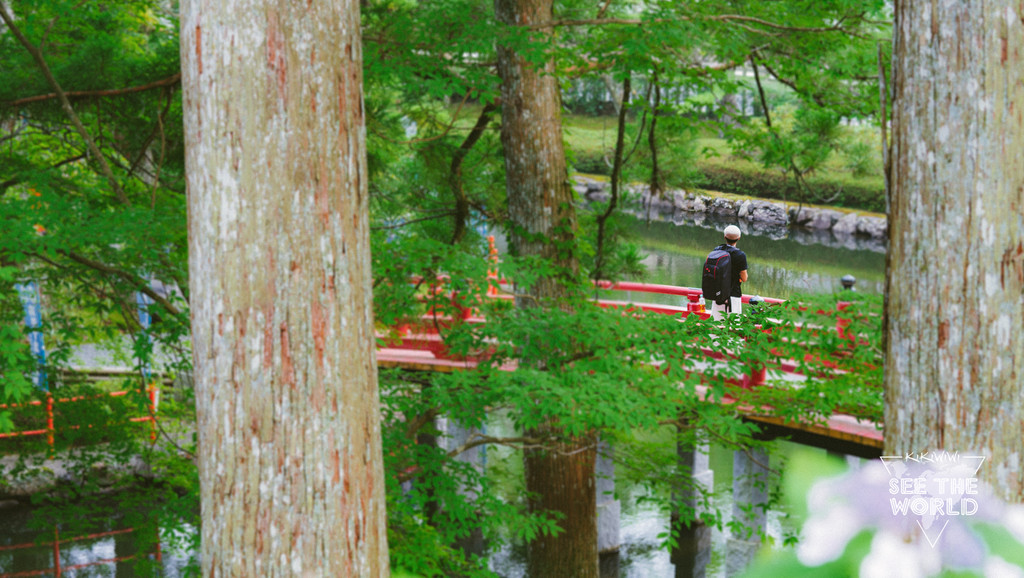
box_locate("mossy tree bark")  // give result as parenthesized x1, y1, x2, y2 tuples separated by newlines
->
(180, 0, 390, 574)
(495, 0, 597, 575)
(885, 0, 1024, 500)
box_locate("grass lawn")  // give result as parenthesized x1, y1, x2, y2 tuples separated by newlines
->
(448, 103, 886, 214)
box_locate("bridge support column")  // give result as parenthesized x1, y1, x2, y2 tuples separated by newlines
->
(726, 447, 769, 577)
(673, 437, 713, 578)
(596, 439, 620, 554)
(438, 417, 486, 558)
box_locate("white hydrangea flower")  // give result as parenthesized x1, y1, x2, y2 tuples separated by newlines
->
(795, 457, 1017, 576)
(859, 530, 942, 578)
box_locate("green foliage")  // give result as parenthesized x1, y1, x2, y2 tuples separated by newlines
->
(0, 268, 36, 431)
(1, 0, 894, 573)
(2, 4, 196, 574)
(841, 129, 882, 178)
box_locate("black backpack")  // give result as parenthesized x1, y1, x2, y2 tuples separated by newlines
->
(701, 245, 733, 306)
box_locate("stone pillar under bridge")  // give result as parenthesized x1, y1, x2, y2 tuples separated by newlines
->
(673, 436, 714, 578)
(437, 416, 486, 558)
(726, 447, 770, 577)
(596, 439, 621, 554)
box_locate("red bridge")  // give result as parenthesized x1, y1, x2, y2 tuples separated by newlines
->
(377, 279, 883, 458)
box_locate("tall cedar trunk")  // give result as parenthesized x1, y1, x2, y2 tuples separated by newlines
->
(495, 0, 579, 298)
(885, 0, 1024, 500)
(523, 435, 597, 577)
(180, 1, 390, 575)
(494, 0, 597, 575)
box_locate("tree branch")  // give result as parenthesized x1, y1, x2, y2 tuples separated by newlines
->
(593, 74, 630, 283)
(750, 56, 772, 129)
(0, 154, 85, 192)
(529, 13, 872, 37)
(527, 17, 663, 29)
(2, 73, 183, 108)
(58, 250, 182, 316)
(595, 0, 616, 20)
(449, 101, 498, 244)
(405, 407, 441, 441)
(447, 434, 548, 459)
(0, 3, 129, 205)
(395, 433, 549, 483)
(753, 57, 827, 108)
(370, 211, 456, 231)
(367, 90, 484, 146)
(127, 85, 176, 180)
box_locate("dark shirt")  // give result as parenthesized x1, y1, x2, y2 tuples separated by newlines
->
(721, 244, 747, 298)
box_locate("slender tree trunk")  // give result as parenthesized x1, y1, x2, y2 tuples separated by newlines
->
(495, 0, 596, 575)
(449, 102, 498, 245)
(885, 0, 1024, 501)
(594, 75, 630, 283)
(648, 73, 663, 204)
(180, 1, 390, 575)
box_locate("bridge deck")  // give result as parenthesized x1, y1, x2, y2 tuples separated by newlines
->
(378, 346, 883, 458)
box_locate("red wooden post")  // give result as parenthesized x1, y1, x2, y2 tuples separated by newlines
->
(148, 383, 158, 442)
(741, 362, 767, 389)
(486, 235, 499, 297)
(53, 526, 62, 577)
(155, 524, 163, 563)
(46, 393, 54, 452)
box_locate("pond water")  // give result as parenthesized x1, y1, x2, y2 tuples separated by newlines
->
(483, 406, 848, 578)
(1, 211, 885, 577)
(0, 494, 194, 577)
(619, 210, 886, 301)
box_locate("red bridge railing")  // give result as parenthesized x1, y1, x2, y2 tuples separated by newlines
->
(380, 276, 860, 385)
(0, 385, 159, 451)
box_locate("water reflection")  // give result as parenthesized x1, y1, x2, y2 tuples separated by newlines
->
(0, 498, 194, 577)
(622, 213, 886, 300)
(671, 521, 712, 578)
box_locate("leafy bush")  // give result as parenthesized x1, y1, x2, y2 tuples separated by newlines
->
(571, 149, 612, 176)
(842, 135, 881, 178)
(698, 165, 885, 213)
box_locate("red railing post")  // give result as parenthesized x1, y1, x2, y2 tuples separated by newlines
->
(486, 235, 500, 297)
(741, 362, 767, 389)
(154, 524, 163, 563)
(148, 383, 158, 442)
(53, 526, 62, 577)
(46, 393, 55, 454)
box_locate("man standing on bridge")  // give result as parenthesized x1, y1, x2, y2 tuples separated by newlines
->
(707, 225, 748, 318)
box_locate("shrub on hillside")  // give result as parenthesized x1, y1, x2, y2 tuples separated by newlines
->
(842, 136, 881, 178)
(571, 149, 612, 176)
(699, 165, 885, 213)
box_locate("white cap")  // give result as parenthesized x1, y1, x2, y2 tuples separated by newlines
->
(724, 225, 741, 240)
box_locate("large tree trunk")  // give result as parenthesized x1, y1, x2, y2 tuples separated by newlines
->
(180, 1, 390, 575)
(494, 0, 578, 299)
(885, 0, 1024, 501)
(523, 434, 597, 578)
(494, 0, 597, 575)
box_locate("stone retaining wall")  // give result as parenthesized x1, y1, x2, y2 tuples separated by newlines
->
(573, 177, 888, 242)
